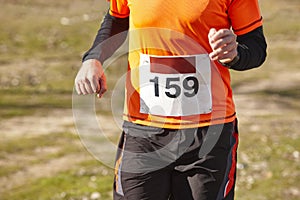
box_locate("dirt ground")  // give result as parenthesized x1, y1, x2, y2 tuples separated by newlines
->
(1, 36, 300, 196)
(0, 0, 299, 198)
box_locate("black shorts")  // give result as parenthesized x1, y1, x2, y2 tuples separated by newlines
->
(113, 120, 239, 200)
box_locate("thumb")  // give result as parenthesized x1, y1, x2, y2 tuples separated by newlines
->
(208, 28, 217, 41)
(96, 75, 107, 98)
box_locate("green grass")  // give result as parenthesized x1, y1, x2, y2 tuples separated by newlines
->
(0, 132, 83, 176)
(1, 160, 114, 200)
(236, 123, 300, 200)
(0, 0, 300, 199)
(0, 0, 107, 62)
(0, 165, 22, 178)
(0, 132, 78, 156)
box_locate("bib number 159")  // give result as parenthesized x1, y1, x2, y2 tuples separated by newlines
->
(149, 76, 199, 98)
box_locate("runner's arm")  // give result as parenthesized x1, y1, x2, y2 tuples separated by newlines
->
(74, 12, 129, 97)
(82, 11, 129, 63)
(223, 26, 267, 71)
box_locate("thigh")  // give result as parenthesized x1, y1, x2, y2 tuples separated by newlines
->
(114, 165, 172, 200)
(113, 122, 178, 200)
(171, 120, 239, 200)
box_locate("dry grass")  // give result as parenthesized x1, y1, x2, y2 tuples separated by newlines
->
(0, 0, 299, 199)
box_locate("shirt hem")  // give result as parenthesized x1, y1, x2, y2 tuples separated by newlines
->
(122, 113, 236, 129)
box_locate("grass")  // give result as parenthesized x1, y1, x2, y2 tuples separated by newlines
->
(0, 132, 82, 176)
(1, 160, 114, 200)
(0, 0, 299, 199)
(0, 131, 115, 199)
(0, 132, 78, 156)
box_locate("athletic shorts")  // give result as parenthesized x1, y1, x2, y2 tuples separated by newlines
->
(113, 120, 239, 200)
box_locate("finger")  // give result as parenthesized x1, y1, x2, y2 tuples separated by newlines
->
(98, 81, 107, 98)
(79, 82, 89, 95)
(91, 75, 100, 93)
(208, 28, 217, 49)
(209, 49, 221, 60)
(210, 44, 237, 61)
(210, 35, 237, 59)
(82, 78, 95, 94)
(211, 35, 236, 51)
(208, 28, 217, 40)
(218, 42, 237, 54)
(211, 30, 236, 49)
(217, 45, 238, 62)
(208, 28, 220, 60)
(97, 86, 107, 98)
(211, 29, 232, 41)
(75, 80, 82, 95)
(218, 51, 237, 63)
(97, 76, 107, 98)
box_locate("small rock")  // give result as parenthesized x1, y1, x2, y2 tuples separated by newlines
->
(78, 168, 86, 176)
(90, 175, 97, 182)
(60, 192, 67, 198)
(292, 151, 299, 160)
(237, 163, 245, 170)
(101, 169, 109, 176)
(83, 14, 90, 21)
(286, 187, 300, 197)
(90, 192, 101, 200)
(11, 77, 20, 86)
(60, 17, 70, 25)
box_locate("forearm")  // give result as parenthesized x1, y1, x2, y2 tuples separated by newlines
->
(229, 26, 267, 71)
(82, 11, 129, 63)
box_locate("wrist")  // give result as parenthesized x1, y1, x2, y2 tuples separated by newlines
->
(83, 58, 102, 66)
(218, 53, 240, 68)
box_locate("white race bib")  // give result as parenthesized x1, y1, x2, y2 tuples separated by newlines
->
(139, 54, 212, 117)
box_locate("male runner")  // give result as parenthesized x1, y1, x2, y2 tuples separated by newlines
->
(75, 0, 267, 199)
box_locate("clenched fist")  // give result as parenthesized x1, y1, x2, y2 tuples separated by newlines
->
(75, 59, 107, 98)
(208, 28, 238, 64)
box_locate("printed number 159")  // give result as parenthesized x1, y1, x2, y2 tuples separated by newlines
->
(149, 76, 199, 98)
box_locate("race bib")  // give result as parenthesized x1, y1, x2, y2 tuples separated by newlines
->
(139, 54, 212, 117)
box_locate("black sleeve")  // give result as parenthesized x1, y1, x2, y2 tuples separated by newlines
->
(82, 11, 129, 63)
(224, 26, 267, 71)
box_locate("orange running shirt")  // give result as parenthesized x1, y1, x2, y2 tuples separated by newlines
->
(109, 0, 263, 129)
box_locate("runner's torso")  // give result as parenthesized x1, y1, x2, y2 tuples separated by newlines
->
(109, 0, 263, 128)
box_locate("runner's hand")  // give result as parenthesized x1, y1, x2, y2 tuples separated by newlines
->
(208, 28, 238, 64)
(75, 59, 107, 98)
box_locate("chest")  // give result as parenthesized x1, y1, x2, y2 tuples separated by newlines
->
(128, 0, 230, 28)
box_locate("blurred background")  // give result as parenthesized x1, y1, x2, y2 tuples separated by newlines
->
(0, 0, 299, 199)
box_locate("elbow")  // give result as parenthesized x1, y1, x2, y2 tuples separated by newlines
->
(238, 39, 267, 71)
(257, 51, 267, 68)
(255, 41, 268, 68)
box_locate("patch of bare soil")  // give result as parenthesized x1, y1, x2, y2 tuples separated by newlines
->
(1, 109, 121, 139)
(0, 109, 76, 138)
(0, 108, 121, 194)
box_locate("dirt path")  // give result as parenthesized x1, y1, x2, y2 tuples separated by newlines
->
(0, 109, 122, 139)
(0, 109, 76, 138)
(0, 108, 121, 195)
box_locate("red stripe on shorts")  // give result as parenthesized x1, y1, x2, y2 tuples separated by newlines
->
(224, 131, 239, 197)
